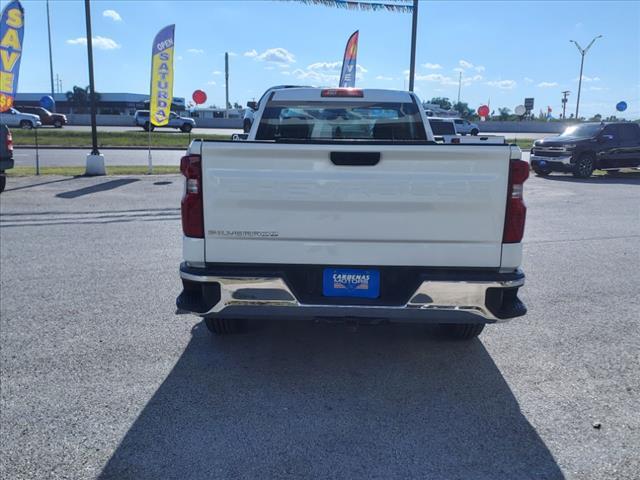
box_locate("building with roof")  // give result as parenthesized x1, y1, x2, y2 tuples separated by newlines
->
(14, 93, 186, 115)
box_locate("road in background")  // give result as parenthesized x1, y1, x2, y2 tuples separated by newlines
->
(13, 148, 183, 167)
(13, 149, 533, 168)
(1, 174, 639, 479)
(48, 125, 243, 136)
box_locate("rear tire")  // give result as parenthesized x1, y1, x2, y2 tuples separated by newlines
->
(573, 153, 595, 178)
(204, 317, 247, 335)
(470, 128, 479, 136)
(20, 120, 33, 130)
(181, 124, 193, 133)
(440, 323, 485, 340)
(143, 122, 154, 132)
(54, 119, 63, 128)
(0, 174, 6, 193)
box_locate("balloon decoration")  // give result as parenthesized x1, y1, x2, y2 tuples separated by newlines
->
(192, 90, 207, 105)
(616, 101, 627, 112)
(40, 95, 55, 111)
(477, 105, 490, 117)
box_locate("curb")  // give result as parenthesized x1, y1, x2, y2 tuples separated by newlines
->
(14, 145, 187, 151)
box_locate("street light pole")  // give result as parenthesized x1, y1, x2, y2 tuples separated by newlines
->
(46, 0, 55, 109)
(408, 0, 418, 92)
(84, 0, 105, 175)
(570, 35, 602, 120)
(457, 71, 462, 104)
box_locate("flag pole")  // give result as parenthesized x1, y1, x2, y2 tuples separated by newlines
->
(147, 123, 152, 174)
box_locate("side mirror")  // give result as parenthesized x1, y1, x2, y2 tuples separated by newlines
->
(247, 101, 258, 110)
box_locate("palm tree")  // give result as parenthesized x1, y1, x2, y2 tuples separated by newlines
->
(65, 85, 101, 114)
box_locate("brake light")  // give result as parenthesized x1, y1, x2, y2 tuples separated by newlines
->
(503, 159, 529, 243)
(6, 131, 12, 152)
(321, 88, 363, 98)
(180, 154, 204, 238)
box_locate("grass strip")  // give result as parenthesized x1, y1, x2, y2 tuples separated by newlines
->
(11, 129, 229, 148)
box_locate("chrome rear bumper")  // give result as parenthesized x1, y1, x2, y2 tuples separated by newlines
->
(178, 266, 526, 323)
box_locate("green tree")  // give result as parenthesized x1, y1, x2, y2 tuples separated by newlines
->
(65, 85, 101, 114)
(452, 101, 471, 118)
(498, 107, 511, 120)
(427, 97, 452, 110)
(589, 114, 602, 121)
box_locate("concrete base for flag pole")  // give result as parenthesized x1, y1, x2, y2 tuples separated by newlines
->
(85, 153, 106, 176)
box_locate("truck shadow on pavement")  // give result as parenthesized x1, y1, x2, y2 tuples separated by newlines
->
(99, 321, 564, 480)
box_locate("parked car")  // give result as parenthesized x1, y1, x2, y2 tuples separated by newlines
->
(15, 106, 67, 128)
(530, 122, 640, 178)
(177, 87, 528, 340)
(243, 85, 308, 132)
(0, 124, 14, 193)
(452, 118, 479, 136)
(134, 110, 195, 132)
(0, 107, 42, 129)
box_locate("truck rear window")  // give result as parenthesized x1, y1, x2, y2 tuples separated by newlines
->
(255, 101, 427, 141)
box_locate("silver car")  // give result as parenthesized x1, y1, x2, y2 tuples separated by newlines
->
(134, 110, 195, 132)
(0, 108, 42, 129)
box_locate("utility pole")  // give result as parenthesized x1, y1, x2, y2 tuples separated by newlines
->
(570, 35, 602, 120)
(225, 52, 229, 118)
(84, 0, 105, 175)
(408, 0, 418, 92)
(561, 90, 570, 120)
(46, 0, 55, 109)
(457, 71, 462, 104)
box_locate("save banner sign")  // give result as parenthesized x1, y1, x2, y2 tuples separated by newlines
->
(339, 30, 358, 88)
(149, 24, 175, 126)
(0, 0, 24, 112)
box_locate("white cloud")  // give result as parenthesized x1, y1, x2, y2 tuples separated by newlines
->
(576, 75, 600, 82)
(281, 70, 291, 76)
(487, 79, 517, 89)
(102, 9, 122, 22)
(175, 55, 183, 61)
(537, 81, 559, 88)
(212, 70, 222, 75)
(187, 48, 204, 54)
(227, 52, 237, 57)
(475, 65, 485, 72)
(524, 77, 534, 83)
(588, 86, 607, 91)
(407, 70, 482, 86)
(423, 63, 442, 70)
(376, 75, 393, 81)
(452, 67, 464, 73)
(307, 61, 367, 74)
(264, 66, 275, 70)
(207, 80, 216, 86)
(247, 47, 295, 65)
(292, 68, 337, 84)
(459, 59, 473, 69)
(66, 36, 120, 50)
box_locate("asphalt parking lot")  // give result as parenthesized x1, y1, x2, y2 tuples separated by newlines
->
(1, 173, 639, 479)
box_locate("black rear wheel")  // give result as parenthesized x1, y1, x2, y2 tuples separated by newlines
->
(440, 323, 485, 340)
(143, 122, 155, 132)
(20, 120, 32, 129)
(54, 119, 63, 128)
(204, 317, 247, 335)
(181, 124, 193, 133)
(470, 128, 479, 136)
(0, 174, 6, 193)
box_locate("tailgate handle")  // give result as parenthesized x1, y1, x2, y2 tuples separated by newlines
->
(330, 151, 380, 166)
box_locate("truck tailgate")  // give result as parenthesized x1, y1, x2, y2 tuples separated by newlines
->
(198, 141, 514, 267)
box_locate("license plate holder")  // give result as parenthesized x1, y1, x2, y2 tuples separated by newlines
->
(322, 268, 380, 299)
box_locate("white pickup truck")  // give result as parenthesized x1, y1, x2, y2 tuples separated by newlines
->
(177, 87, 529, 340)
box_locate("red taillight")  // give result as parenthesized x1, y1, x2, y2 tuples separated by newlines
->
(180, 154, 204, 238)
(6, 131, 13, 152)
(503, 159, 529, 243)
(321, 88, 363, 98)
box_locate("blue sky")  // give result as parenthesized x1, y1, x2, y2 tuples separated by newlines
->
(14, 0, 640, 118)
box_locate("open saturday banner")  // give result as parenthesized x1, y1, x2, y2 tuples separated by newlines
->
(339, 30, 359, 88)
(0, 0, 24, 112)
(149, 24, 175, 126)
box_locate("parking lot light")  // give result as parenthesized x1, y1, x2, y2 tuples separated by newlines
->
(570, 35, 603, 120)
